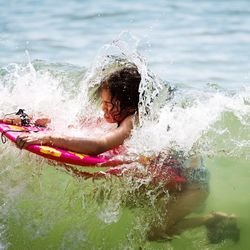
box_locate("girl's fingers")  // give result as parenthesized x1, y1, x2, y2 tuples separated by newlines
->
(3, 117, 22, 126)
(16, 134, 46, 149)
(16, 132, 50, 150)
(16, 138, 26, 149)
(16, 134, 30, 149)
(35, 118, 51, 127)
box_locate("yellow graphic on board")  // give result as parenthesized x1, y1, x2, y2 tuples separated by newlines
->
(9, 125, 27, 131)
(40, 146, 62, 157)
(68, 151, 86, 159)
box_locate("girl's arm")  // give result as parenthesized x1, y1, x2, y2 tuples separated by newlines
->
(16, 115, 134, 155)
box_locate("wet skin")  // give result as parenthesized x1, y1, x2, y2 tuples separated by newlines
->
(14, 89, 134, 155)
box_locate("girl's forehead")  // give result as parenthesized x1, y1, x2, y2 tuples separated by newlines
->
(101, 89, 112, 100)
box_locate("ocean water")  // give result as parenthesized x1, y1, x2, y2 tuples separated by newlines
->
(0, 0, 250, 249)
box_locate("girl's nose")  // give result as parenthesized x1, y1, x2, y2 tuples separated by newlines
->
(101, 102, 108, 112)
(101, 103, 105, 111)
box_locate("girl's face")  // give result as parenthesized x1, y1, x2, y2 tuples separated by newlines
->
(101, 89, 122, 123)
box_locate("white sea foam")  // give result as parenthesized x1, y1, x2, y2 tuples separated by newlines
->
(1, 36, 250, 159)
(127, 87, 250, 158)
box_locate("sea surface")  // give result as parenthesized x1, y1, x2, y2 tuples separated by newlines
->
(0, 0, 250, 249)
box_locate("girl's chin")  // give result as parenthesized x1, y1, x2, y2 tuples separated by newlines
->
(104, 115, 116, 123)
(105, 119, 116, 123)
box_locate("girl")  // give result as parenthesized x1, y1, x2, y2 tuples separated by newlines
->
(4, 65, 239, 243)
(14, 66, 141, 154)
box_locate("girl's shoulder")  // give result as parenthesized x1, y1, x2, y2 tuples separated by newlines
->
(120, 114, 138, 128)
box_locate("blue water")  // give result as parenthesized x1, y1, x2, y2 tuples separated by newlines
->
(1, 0, 250, 88)
(1, 1, 250, 249)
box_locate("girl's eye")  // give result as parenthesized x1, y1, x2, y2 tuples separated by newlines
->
(103, 101, 113, 108)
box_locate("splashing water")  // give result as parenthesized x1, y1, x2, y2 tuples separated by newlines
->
(128, 87, 250, 158)
(0, 35, 250, 249)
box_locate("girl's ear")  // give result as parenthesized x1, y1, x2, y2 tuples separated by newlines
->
(128, 107, 136, 113)
(115, 99, 121, 112)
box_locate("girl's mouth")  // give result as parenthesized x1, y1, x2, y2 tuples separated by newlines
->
(104, 112, 115, 122)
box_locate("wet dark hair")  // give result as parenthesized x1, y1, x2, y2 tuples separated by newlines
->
(99, 66, 141, 116)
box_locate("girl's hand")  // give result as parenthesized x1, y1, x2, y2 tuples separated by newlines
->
(3, 116, 22, 126)
(34, 118, 51, 127)
(16, 133, 51, 149)
(3, 116, 51, 127)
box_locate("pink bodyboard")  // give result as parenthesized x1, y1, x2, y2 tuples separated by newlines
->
(0, 122, 121, 167)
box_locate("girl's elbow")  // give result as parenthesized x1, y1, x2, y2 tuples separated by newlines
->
(87, 139, 113, 155)
(88, 144, 106, 155)
(93, 140, 111, 155)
